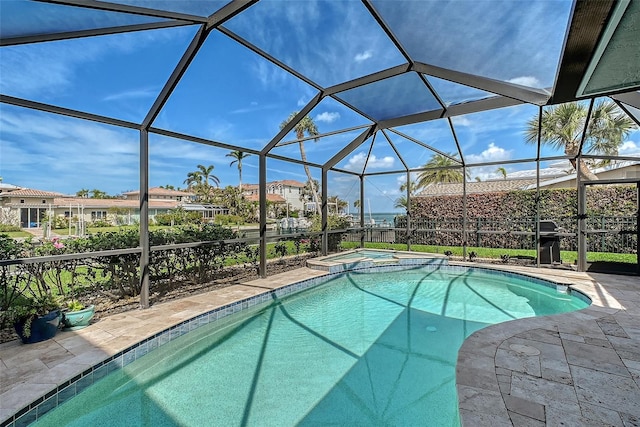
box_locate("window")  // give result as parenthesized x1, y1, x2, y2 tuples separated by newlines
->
(42, 200, 46, 203)
(64, 211, 74, 218)
(91, 211, 107, 220)
(20, 199, 24, 203)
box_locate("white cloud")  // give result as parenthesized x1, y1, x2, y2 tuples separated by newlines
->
(354, 50, 373, 62)
(103, 87, 159, 102)
(229, 103, 277, 114)
(0, 28, 188, 99)
(467, 142, 512, 164)
(451, 116, 472, 127)
(508, 76, 541, 87)
(0, 110, 140, 194)
(297, 97, 307, 107)
(465, 142, 514, 180)
(619, 140, 640, 156)
(344, 152, 394, 171)
(315, 111, 341, 123)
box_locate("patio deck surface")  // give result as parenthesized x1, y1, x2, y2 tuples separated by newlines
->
(0, 263, 638, 426)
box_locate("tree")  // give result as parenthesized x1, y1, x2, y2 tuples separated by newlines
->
(396, 179, 419, 211)
(394, 195, 408, 210)
(416, 153, 465, 188)
(300, 178, 321, 214)
(183, 171, 202, 189)
(475, 176, 482, 182)
(496, 167, 507, 180)
(399, 179, 419, 195)
(327, 195, 348, 214)
(184, 164, 220, 202)
(226, 151, 251, 191)
(280, 112, 321, 216)
(76, 189, 89, 198)
(525, 101, 636, 180)
(90, 189, 107, 199)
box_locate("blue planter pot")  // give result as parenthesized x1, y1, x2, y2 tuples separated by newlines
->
(62, 305, 95, 330)
(14, 310, 62, 344)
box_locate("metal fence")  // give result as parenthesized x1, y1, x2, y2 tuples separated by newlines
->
(356, 216, 638, 254)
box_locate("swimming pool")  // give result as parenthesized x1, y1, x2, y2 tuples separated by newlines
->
(307, 248, 445, 273)
(31, 265, 588, 426)
(321, 249, 399, 261)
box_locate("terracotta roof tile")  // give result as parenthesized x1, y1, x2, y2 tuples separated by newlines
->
(245, 194, 287, 203)
(418, 179, 538, 196)
(54, 197, 180, 209)
(121, 187, 194, 196)
(2, 189, 66, 197)
(244, 180, 305, 190)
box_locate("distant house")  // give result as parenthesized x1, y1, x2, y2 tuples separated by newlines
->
(243, 180, 305, 211)
(0, 182, 22, 195)
(121, 187, 196, 202)
(522, 161, 640, 190)
(419, 178, 541, 197)
(418, 161, 640, 197)
(0, 186, 202, 229)
(0, 188, 64, 228)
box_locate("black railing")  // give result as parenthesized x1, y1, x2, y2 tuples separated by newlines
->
(389, 216, 637, 253)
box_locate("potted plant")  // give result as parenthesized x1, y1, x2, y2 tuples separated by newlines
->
(61, 299, 95, 330)
(9, 293, 63, 344)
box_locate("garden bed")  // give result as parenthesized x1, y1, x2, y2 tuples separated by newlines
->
(0, 254, 314, 344)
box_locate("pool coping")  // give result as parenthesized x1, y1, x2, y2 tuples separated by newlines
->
(307, 248, 448, 273)
(1, 262, 638, 426)
(450, 262, 639, 426)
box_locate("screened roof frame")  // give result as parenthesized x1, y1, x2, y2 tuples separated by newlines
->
(2, 0, 640, 297)
(2, 0, 639, 181)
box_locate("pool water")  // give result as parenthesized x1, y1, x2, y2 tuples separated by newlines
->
(34, 267, 588, 426)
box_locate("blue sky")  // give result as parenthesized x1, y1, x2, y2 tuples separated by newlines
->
(1, 0, 639, 212)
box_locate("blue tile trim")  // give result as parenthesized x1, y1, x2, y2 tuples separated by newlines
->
(3, 260, 591, 427)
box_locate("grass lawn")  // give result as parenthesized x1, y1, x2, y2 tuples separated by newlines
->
(53, 225, 173, 234)
(2, 231, 33, 238)
(340, 242, 637, 265)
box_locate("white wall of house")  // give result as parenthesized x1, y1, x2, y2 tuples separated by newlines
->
(537, 162, 640, 189)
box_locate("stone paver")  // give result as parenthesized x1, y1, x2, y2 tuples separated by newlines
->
(1, 262, 639, 426)
(456, 265, 640, 427)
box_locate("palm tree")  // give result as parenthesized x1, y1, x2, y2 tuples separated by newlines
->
(496, 167, 507, 180)
(525, 101, 636, 180)
(280, 112, 321, 216)
(195, 164, 220, 188)
(226, 151, 251, 192)
(416, 153, 465, 188)
(300, 178, 321, 215)
(90, 189, 107, 199)
(399, 179, 419, 195)
(394, 195, 408, 210)
(327, 195, 348, 214)
(184, 164, 220, 202)
(76, 188, 89, 198)
(183, 171, 202, 189)
(396, 179, 419, 211)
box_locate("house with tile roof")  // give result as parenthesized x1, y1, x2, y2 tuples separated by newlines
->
(243, 180, 305, 212)
(419, 162, 640, 197)
(521, 161, 640, 190)
(0, 186, 199, 229)
(121, 187, 196, 202)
